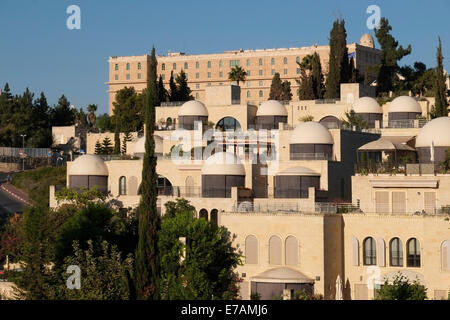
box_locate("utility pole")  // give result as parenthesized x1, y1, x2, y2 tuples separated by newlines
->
(20, 134, 26, 171)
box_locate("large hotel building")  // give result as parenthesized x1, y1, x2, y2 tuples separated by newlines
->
(106, 34, 381, 114)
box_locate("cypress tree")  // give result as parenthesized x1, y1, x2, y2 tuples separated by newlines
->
(269, 73, 283, 100)
(433, 37, 448, 118)
(175, 70, 193, 101)
(280, 81, 292, 101)
(169, 71, 177, 102)
(311, 53, 325, 99)
(135, 46, 161, 300)
(94, 140, 102, 154)
(298, 69, 315, 100)
(113, 126, 120, 155)
(157, 75, 167, 103)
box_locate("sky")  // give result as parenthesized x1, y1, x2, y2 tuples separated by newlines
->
(0, 0, 449, 115)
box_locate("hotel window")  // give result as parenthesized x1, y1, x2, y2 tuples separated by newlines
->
(258, 58, 263, 66)
(196, 61, 199, 68)
(259, 70, 263, 76)
(259, 80, 263, 86)
(389, 238, 403, 267)
(246, 81, 251, 87)
(407, 238, 421, 267)
(363, 237, 376, 266)
(247, 90, 251, 98)
(207, 83, 211, 86)
(207, 61, 211, 68)
(114, 74, 118, 80)
(271, 58, 275, 65)
(196, 73, 199, 79)
(137, 62, 141, 70)
(119, 176, 127, 195)
(173, 63, 176, 70)
(137, 73, 141, 79)
(207, 72, 211, 78)
(296, 56, 300, 63)
(115, 64, 119, 71)
(219, 71, 223, 78)
(296, 68, 301, 74)
(162, 74, 165, 80)
(184, 62, 188, 69)
(442, 240, 450, 271)
(230, 60, 240, 67)
(196, 92, 200, 99)
(271, 69, 275, 75)
(246, 59, 251, 66)
(219, 60, 223, 68)
(284, 68, 288, 75)
(162, 63, 165, 71)
(247, 70, 251, 76)
(259, 90, 263, 97)
(283, 57, 287, 64)
(126, 74, 130, 80)
(126, 63, 130, 70)
(196, 83, 200, 89)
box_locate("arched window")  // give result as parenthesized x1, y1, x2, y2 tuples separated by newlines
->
(199, 209, 208, 220)
(285, 236, 298, 265)
(119, 176, 127, 195)
(390, 238, 403, 267)
(162, 63, 165, 71)
(157, 175, 173, 196)
(210, 209, 218, 226)
(269, 236, 282, 265)
(363, 237, 376, 265)
(407, 238, 421, 267)
(137, 62, 141, 70)
(173, 63, 176, 70)
(216, 117, 241, 131)
(259, 90, 263, 98)
(184, 62, 188, 69)
(126, 63, 130, 70)
(245, 235, 258, 264)
(442, 240, 450, 271)
(258, 58, 263, 66)
(283, 57, 287, 64)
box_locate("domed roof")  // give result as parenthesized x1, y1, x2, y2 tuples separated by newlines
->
(257, 100, 288, 116)
(133, 135, 163, 155)
(178, 100, 208, 117)
(290, 121, 333, 144)
(276, 166, 320, 176)
(416, 117, 450, 147)
(352, 97, 382, 114)
(201, 152, 245, 176)
(360, 33, 374, 48)
(388, 96, 422, 113)
(252, 267, 314, 284)
(69, 154, 108, 176)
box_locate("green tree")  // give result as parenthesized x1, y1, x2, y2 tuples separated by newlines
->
(374, 17, 412, 95)
(228, 66, 247, 86)
(135, 46, 161, 300)
(159, 199, 242, 300)
(340, 110, 369, 130)
(158, 75, 168, 103)
(311, 52, 325, 99)
(101, 137, 113, 155)
(175, 70, 193, 101)
(30, 92, 53, 147)
(432, 37, 448, 118)
(51, 95, 75, 127)
(269, 73, 283, 100)
(164, 198, 195, 219)
(375, 273, 427, 300)
(298, 69, 314, 100)
(169, 71, 178, 102)
(112, 87, 144, 133)
(96, 113, 113, 133)
(87, 104, 98, 129)
(114, 125, 121, 155)
(95, 140, 102, 154)
(122, 132, 133, 154)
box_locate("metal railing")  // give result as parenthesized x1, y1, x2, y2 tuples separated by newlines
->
(0, 147, 51, 158)
(159, 101, 184, 107)
(385, 119, 429, 129)
(314, 99, 338, 104)
(290, 153, 333, 161)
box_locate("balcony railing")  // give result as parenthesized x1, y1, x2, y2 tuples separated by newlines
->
(159, 101, 184, 107)
(273, 188, 309, 199)
(385, 119, 429, 129)
(290, 153, 333, 161)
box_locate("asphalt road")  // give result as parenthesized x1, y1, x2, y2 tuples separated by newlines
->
(0, 173, 24, 220)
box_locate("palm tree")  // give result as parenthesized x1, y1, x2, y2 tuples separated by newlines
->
(228, 66, 247, 86)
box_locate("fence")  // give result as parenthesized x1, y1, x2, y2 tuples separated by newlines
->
(290, 153, 333, 161)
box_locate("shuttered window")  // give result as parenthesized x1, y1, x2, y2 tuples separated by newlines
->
(442, 240, 450, 271)
(245, 235, 258, 264)
(269, 236, 282, 265)
(375, 191, 389, 213)
(424, 192, 436, 214)
(392, 192, 406, 213)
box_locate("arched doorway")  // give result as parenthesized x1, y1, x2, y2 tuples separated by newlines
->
(216, 117, 242, 131)
(210, 209, 218, 226)
(199, 209, 208, 220)
(319, 116, 341, 129)
(157, 175, 173, 196)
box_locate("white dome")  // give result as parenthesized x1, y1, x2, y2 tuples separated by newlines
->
(69, 154, 108, 176)
(352, 97, 382, 114)
(133, 135, 163, 154)
(178, 100, 208, 116)
(290, 122, 333, 144)
(201, 152, 245, 176)
(360, 33, 374, 48)
(257, 100, 288, 116)
(388, 96, 422, 113)
(416, 117, 450, 147)
(277, 166, 320, 176)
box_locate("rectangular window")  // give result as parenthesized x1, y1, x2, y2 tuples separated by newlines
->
(184, 62, 188, 69)
(137, 73, 141, 79)
(230, 60, 240, 67)
(196, 83, 200, 89)
(207, 61, 211, 68)
(138, 63, 142, 70)
(115, 64, 119, 71)
(219, 60, 223, 68)
(207, 72, 211, 78)
(247, 59, 251, 66)
(196, 92, 200, 99)
(114, 74, 118, 80)
(126, 74, 130, 80)
(271, 69, 275, 75)
(196, 72, 199, 79)
(173, 63, 176, 70)
(196, 61, 199, 68)
(271, 58, 275, 65)
(259, 81, 263, 86)
(247, 70, 251, 76)
(162, 74, 165, 80)
(219, 71, 223, 78)
(259, 70, 263, 76)
(284, 69, 288, 75)
(246, 81, 251, 87)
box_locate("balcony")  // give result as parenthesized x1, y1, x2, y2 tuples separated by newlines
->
(290, 153, 333, 161)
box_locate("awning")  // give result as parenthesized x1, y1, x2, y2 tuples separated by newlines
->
(358, 137, 415, 152)
(251, 267, 314, 284)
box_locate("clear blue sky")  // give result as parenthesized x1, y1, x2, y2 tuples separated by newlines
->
(1, 0, 449, 114)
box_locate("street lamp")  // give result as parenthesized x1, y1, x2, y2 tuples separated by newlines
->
(20, 134, 26, 171)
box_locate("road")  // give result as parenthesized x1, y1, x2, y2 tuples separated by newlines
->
(0, 173, 24, 220)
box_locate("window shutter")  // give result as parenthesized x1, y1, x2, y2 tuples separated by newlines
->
(377, 238, 386, 267)
(442, 240, 450, 271)
(352, 237, 359, 266)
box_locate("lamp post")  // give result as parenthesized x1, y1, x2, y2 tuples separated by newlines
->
(20, 134, 26, 171)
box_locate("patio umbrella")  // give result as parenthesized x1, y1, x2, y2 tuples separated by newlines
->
(430, 140, 435, 163)
(335, 275, 343, 300)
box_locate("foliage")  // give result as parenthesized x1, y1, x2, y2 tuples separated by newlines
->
(11, 166, 66, 206)
(111, 87, 144, 133)
(164, 198, 196, 219)
(122, 132, 133, 154)
(432, 37, 448, 118)
(374, 17, 412, 95)
(135, 46, 161, 300)
(228, 66, 247, 85)
(0, 214, 23, 263)
(340, 110, 369, 130)
(158, 75, 168, 103)
(269, 73, 292, 101)
(158, 200, 242, 300)
(96, 113, 113, 133)
(47, 240, 134, 300)
(94, 140, 102, 154)
(250, 292, 261, 300)
(297, 68, 314, 100)
(55, 186, 106, 208)
(299, 115, 314, 122)
(101, 137, 113, 155)
(293, 290, 323, 300)
(175, 70, 193, 101)
(375, 272, 427, 300)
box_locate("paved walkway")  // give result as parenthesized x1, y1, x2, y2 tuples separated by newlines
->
(0, 182, 32, 206)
